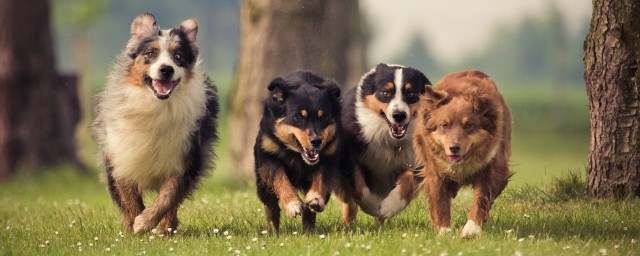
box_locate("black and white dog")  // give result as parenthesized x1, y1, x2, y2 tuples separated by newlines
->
(336, 63, 431, 224)
(92, 13, 218, 235)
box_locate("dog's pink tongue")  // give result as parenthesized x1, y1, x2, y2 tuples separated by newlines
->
(448, 155, 464, 163)
(152, 80, 174, 95)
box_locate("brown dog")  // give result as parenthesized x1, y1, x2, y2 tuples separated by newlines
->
(414, 70, 511, 238)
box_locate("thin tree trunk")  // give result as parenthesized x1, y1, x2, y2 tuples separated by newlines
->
(0, 0, 82, 178)
(584, 0, 640, 198)
(229, 0, 365, 180)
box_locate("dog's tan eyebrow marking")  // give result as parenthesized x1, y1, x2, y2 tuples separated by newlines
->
(386, 82, 394, 90)
(301, 109, 307, 118)
(405, 83, 412, 90)
(318, 110, 323, 117)
(462, 117, 469, 125)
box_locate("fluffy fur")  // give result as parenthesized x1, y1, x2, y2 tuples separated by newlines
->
(336, 63, 431, 224)
(92, 13, 219, 235)
(254, 71, 341, 233)
(414, 70, 511, 238)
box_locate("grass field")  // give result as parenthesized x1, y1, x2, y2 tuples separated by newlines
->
(2, 85, 637, 255)
(1, 167, 638, 255)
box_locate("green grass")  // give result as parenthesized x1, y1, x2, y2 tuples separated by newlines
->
(1, 167, 638, 255)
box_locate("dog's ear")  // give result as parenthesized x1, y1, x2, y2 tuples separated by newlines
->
(179, 18, 198, 43)
(130, 12, 157, 40)
(472, 95, 499, 133)
(267, 77, 287, 103)
(321, 80, 341, 100)
(374, 63, 390, 73)
(422, 86, 449, 108)
(405, 68, 432, 94)
(417, 70, 432, 94)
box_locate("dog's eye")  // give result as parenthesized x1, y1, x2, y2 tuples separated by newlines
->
(440, 124, 449, 129)
(145, 51, 156, 59)
(293, 113, 304, 122)
(406, 92, 416, 98)
(174, 53, 182, 60)
(464, 123, 474, 130)
(381, 91, 392, 98)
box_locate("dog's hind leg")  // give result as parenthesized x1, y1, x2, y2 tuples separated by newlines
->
(261, 188, 281, 234)
(133, 176, 188, 234)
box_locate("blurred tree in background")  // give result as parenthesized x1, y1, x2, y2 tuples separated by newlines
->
(0, 0, 82, 179)
(53, 0, 108, 161)
(229, 0, 366, 180)
(584, 0, 639, 198)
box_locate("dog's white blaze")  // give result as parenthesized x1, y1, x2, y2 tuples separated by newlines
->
(386, 68, 410, 125)
(148, 30, 186, 82)
(378, 185, 407, 219)
(103, 62, 207, 189)
(461, 219, 482, 238)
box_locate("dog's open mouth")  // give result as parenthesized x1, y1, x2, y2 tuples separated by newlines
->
(145, 76, 180, 100)
(294, 137, 320, 165)
(448, 154, 464, 164)
(380, 110, 408, 139)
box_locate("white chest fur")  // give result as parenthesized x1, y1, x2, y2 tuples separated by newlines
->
(355, 104, 416, 177)
(102, 79, 207, 189)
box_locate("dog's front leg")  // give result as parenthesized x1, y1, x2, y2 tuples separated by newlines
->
(302, 169, 330, 232)
(133, 176, 186, 234)
(462, 166, 509, 238)
(273, 169, 303, 217)
(353, 165, 383, 216)
(379, 169, 417, 219)
(304, 170, 329, 213)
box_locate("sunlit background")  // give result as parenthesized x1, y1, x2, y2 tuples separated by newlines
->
(52, 0, 591, 187)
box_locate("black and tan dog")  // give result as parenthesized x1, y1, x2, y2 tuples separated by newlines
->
(254, 70, 341, 233)
(336, 63, 431, 224)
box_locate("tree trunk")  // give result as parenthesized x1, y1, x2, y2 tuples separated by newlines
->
(229, 0, 365, 180)
(0, 0, 82, 178)
(584, 0, 640, 198)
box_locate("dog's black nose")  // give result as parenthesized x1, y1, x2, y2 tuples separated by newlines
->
(449, 145, 461, 154)
(310, 137, 323, 149)
(392, 111, 407, 123)
(159, 65, 174, 79)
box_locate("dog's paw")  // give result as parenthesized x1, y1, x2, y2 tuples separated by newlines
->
(283, 199, 303, 217)
(133, 214, 157, 234)
(357, 187, 383, 216)
(304, 192, 325, 213)
(437, 227, 453, 236)
(378, 186, 408, 219)
(460, 220, 482, 238)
